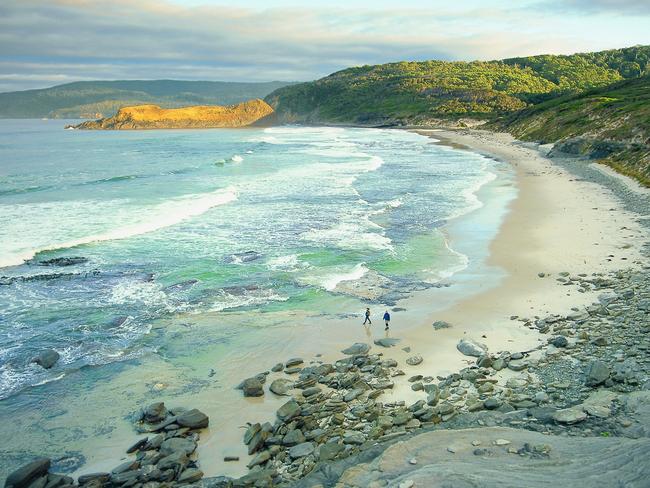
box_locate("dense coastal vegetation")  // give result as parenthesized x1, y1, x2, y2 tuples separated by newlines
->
(492, 75, 650, 185)
(0, 80, 293, 119)
(265, 46, 648, 125)
(265, 45, 649, 185)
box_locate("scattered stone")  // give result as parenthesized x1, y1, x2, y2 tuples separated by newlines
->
(285, 358, 304, 368)
(432, 320, 451, 330)
(178, 468, 203, 484)
(341, 343, 370, 355)
(270, 378, 293, 396)
(374, 338, 400, 347)
(406, 355, 423, 366)
(585, 360, 610, 387)
(176, 409, 209, 429)
(143, 402, 167, 423)
(550, 336, 568, 348)
(494, 439, 511, 446)
(288, 442, 315, 459)
(456, 339, 487, 357)
(277, 400, 301, 421)
(553, 408, 588, 424)
(241, 377, 264, 397)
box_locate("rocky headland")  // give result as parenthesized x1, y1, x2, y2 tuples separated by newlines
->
(71, 100, 275, 130)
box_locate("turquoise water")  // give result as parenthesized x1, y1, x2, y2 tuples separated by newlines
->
(0, 120, 506, 476)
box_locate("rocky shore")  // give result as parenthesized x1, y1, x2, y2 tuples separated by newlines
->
(8, 260, 649, 487)
(4, 131, 650, 488)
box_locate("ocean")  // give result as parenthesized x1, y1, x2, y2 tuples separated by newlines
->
(0, 120, 513, 477)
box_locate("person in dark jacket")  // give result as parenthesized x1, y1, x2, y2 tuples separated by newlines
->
(363, 307, 372, 325)
(383, 310, 391, 330)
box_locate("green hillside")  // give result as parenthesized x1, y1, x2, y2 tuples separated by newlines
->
(493, 75, 650, 185)
(0, 80, 295, 119)
(265, 46, 649, 125)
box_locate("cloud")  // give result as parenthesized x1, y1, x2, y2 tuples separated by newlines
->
(540, 0, 650, 15)
(0, 0, 648, 92)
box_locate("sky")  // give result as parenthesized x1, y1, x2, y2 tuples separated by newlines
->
(0, 0, 649, 92)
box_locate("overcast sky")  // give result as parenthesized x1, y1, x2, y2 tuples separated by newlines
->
(0, 0, 648, 92)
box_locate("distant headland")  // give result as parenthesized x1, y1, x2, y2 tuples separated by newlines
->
(71, 99, 275, 130)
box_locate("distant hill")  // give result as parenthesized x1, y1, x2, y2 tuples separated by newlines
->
(0, 80, 295, 119)
(73, 99, 275, 130)
(492, 75, 650, 186)
(265, 46, 649, 125)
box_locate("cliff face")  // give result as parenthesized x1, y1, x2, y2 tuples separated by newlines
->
(74, 99, 275, 129)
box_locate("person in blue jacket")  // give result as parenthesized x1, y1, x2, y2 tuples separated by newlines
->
(383, 310, 391, 330)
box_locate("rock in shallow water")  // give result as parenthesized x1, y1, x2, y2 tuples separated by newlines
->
(31, 349, 60, 369)
(176, 408, 209, 429)
(270, 378, 293, 396)
(277, 400, 301, 421)
(142, 402, 167, 423)
(4, 458, 50, 488)
(241, 377, 264, 397)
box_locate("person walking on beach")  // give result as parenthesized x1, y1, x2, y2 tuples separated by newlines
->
(363, 307, 372, 325)
(383, 310, 391, 331)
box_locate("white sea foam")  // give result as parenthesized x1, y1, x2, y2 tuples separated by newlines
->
(0, 186, 238, 269)
(266, 254, 305, 271)
(229, 155, 243, 163)
(206, 289, 289, 312)
(321, 263, 368, 291)
(301, 221, 392, 251)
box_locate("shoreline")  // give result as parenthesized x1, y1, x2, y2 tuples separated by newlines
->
(3, 127, 650, 487)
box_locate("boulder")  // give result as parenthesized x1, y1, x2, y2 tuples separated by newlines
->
(374, 338, 400, 348)
(477, 355, 493, 368)
(4, 458, 51, 488)
(282, 429, 306, 446)
(456, 339, 487, 357)
(156, 451, 188, 471)
(143, 402, 167, 423)
(318, 442, 344, 461)
(269, 378, 293, 396)
(492, 358, 506, 371)
(32, 350, 60, 369)
(288, 442, 315, 459)
(177, 469, 203, 484)
(553, 408, 587, 424)
(302, 386, 321, 397)
(176, 409, 209, 429)
(406, 355, 423, 366)
(285, 358, 304, 368)
(77, 473, 110, 485)
(585, 360, 610, 387)
(277, 400, 301, 421)
(241, 377, 264, 397)
(550, 336, 568, 348)
(432, 321, 451, 330)
(159, 437, 196, 456)
(341, 343, 370, 355)
(247, 451, 270, 469)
